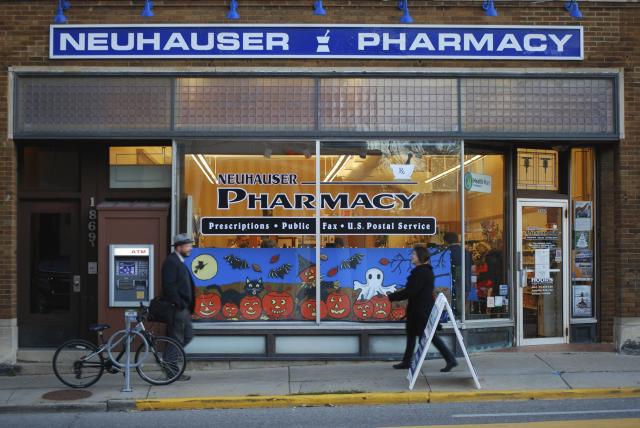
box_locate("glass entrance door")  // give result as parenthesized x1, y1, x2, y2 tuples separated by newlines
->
(516, 199, 569, 345)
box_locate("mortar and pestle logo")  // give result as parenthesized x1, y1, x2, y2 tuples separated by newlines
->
(316, 30, 331, 53)
(390, 153, 415, 180)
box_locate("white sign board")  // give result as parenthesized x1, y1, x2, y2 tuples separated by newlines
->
(464, 172, 492, 194)
(534, 248, 550, 279)
(407, 293, 481, 390)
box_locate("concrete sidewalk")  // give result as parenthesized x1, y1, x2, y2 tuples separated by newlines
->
(0, 351, 639, 412)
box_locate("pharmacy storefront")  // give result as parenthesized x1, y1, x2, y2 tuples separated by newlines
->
(9, 18, 620, 359)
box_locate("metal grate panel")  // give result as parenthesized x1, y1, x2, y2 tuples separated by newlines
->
(16, 76, 172, 133)
(461, 78, 614, 135)
(319, 78, 458, 133)
(175, 77, 315, 131)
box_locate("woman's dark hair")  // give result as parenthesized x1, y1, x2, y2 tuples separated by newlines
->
(413, 245, 430, 264)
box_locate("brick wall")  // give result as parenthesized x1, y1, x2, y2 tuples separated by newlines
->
(1, 0, 639, 343)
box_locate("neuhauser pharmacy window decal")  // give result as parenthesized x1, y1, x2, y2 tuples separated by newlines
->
(199, 173, 436, 236)
(50, 24, 583, 60)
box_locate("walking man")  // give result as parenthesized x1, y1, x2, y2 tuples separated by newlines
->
(162, 233, 195, 381)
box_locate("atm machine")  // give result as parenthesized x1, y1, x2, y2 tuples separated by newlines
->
(109, 245, 154, 307)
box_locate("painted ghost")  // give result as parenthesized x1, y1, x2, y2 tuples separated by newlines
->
(353, 268, 398, 301)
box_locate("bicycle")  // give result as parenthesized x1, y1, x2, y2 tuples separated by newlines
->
(52, 303, 186, 388)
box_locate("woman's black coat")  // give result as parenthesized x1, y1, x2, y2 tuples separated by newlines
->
(388, 264, 435, 336)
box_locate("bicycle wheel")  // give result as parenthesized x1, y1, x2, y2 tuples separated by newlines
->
(52, 339, 104, 388)
(135, 336, 186, 385)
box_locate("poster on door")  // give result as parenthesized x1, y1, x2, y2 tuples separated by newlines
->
(572, 285, 592, 318)
(574, 201, 592, 232)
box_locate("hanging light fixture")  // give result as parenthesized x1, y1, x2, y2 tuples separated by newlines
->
(141, 0, 154, 17)
(397, 0, 414, 24)
(564, 0, 582, 19)
(482, 0, 498, 17)
(227, 0, 240, 20)
(53, 0, 67, 23)
(313, 0, 327, 16)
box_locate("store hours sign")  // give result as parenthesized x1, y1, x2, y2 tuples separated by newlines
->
(50, 24, 583, 60)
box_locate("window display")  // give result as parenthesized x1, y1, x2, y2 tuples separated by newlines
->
(180, 140, 463, 323)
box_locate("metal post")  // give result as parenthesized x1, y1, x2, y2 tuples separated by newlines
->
(122, 309, 137, 392)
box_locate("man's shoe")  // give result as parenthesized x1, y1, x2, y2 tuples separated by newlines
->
(177, 374, 191, 381)
(393, 362, 411, 369)
(440, 360, 458, 373)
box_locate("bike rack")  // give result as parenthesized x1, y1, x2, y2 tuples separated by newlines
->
(106, 310, 149, 392)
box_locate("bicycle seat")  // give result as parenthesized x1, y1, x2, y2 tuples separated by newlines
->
(88, 323, 110, 332)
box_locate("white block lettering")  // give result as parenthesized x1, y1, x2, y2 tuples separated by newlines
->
(524, 34, 547, 52)
(111, 33, 134, 51)
(243, 33, 264, 50)
(87, 33, 108, 51)
(439, 33, 462, 51)
(549, 34, 572, 52)
(463, 33, 493, 51)
(217, 32, 240, 50)
(266, 33, 289, 51)
(358, 33, 380, 50)
(136, 32, 160, 50)
(409, 33, 435, 51)
(383, 33, 406, 51)
(60, 33, 84, 51)
(497, 34, 523, 51)
(190, 33, 215, 50)
(163, 33, 190, 50)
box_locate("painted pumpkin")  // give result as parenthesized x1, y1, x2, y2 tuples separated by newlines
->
(195, 292, 221, 319)
(262, 291, 294, 320)
(300, 299, 328, 321)
(326, 290, 351, 319)
(390, 306, 406, 321)
(239, 295, 262, 320)
(371, 294, 391, 320)
(222, 302, 239, 319)
(353, 299, 373, 321)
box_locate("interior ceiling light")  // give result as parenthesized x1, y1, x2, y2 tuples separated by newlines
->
(424, 155, 483, 184)
(324, 155, 351, 182)
(482, 0, 498, 17)
(313, 0, 327, 16)
(191, 155, 218, 185)
(227, 0, 240, 20)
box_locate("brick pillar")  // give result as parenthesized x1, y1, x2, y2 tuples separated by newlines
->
(0, 137, 17, 364)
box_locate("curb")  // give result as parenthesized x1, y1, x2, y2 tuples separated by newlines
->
(135, 387, 640, 411)
(0, 402, 107, 414)
(1, 387, 638, 413)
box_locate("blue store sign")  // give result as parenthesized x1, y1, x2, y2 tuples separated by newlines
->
(50, 24, 583, 60)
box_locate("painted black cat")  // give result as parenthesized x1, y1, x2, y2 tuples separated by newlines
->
(245, 277, 264, 296)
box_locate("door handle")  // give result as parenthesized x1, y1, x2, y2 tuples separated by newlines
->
(517, 252, 527, 288)
(73, 275, 81, 293)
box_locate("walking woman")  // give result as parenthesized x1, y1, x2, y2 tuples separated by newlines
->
(388, 246, 458, 372)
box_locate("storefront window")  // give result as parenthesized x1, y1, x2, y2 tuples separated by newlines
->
(179, 140, 462, 323)
(571, 148, 595, 319)
(464, 152, 509, 320)
(517, 149, 559, 191)
(320, 141, 462, 322)
(181, 141, 316, 322)
(109, 146, 172, 188)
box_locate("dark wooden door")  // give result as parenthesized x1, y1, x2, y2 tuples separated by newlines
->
(18, 201, 81, 346)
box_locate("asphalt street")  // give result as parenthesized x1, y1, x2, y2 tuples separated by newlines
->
(1, 397, 639, 428)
